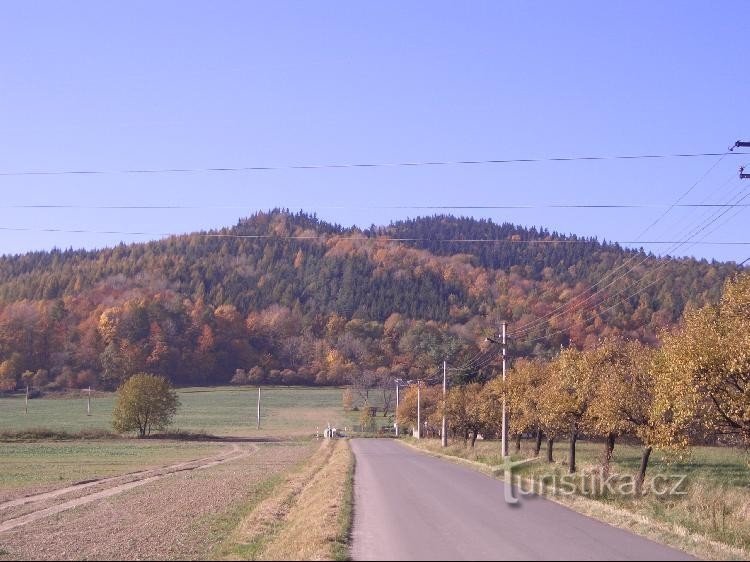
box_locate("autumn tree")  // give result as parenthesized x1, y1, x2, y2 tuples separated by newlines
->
(586, 339, 654, 478)
(658, 273, 750, 446)
(505, 358, 549, 456)
(444, 383, 484, 447)
(396, 384, 441, 437)
(0, 353, 22, 392)
(112, 374, 180, 437)
(544, 347, 598, 473)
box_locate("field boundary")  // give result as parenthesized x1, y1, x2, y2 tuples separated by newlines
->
(218, 439, 354, 561)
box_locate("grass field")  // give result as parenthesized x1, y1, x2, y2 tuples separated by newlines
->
(0, 386, 350, 438)
(0, 387, 353, 561)
(0, 440, 223, 498)
(408, 437, 750, 559)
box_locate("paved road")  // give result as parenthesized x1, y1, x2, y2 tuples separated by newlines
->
(350, 439, 693, 561)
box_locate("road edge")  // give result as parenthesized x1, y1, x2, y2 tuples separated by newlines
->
(396, 439, 747, 561)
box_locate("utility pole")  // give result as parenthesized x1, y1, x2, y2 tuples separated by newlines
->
(86, 386, 91, 416)
(734, 141, 750, 178)
(501, 321, 509, 458)
(441, 360, 448, 447)
(25, 385, 29, 415)
(486, 323, 510, 457)
(257, 387, 261, 430)
(416, 381, 421, 439)
(395, 379, 401, 437)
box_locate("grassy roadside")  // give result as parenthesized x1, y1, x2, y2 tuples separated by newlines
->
(216, 438, 354, 561)
(333, 444, 355, 562)
(401, 438, 750, 561)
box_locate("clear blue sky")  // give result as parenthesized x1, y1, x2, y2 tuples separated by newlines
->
(1, 1, 748, 262)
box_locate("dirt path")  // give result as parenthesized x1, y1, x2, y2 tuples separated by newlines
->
(0, 441, 315, 561)
(0, 443, 253, 533)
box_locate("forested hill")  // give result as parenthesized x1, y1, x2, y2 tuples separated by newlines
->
(0, 210, 739, 392)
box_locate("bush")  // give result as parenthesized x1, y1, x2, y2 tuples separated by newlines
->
(112, 374, 180, 438)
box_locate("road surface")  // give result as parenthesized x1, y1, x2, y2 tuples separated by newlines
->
(350, 439, 693, 561)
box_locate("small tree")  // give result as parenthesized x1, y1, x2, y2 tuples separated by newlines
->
(544, 347, 597, 473)
(505, 358, 549, 456)
(360, 403, 377, 432)
(342, 387, 355, 411)
(231, 369, 249, 385)
(445, 383, 484, 447)
(396, 384, 441, 436)
(112, 374, 180, 437)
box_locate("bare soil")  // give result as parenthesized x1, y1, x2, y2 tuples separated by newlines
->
(0, 441, 315, 560)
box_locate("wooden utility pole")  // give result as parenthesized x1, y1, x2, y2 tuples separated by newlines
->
(257, 387, 261, 430)
(441, 361, 448, 447)
(395, 380, 400, 437)
(25, 385, 29, 415)
(86, 386, 92, 416)
(416, 381, 421, 439)
(501, 321, 509, 458)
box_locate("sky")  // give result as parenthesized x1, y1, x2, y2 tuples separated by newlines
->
(0, 1, 748, 262)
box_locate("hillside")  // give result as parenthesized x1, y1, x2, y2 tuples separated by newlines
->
(0, 210, 739, 391)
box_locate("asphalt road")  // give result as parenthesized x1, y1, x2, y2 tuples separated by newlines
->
(350, 439, 694, 561)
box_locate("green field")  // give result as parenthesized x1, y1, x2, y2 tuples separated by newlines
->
(0, 440, 223, 495)
(0, 386, 350, 438)
(0, 386, 352, 502)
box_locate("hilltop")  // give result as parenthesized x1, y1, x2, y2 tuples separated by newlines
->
(0, 210, 739, 391)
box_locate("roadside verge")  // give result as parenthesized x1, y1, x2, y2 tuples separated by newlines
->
(218, 439, 354, 561)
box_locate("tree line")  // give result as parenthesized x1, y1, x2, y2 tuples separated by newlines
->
(396, 272, 750, 486)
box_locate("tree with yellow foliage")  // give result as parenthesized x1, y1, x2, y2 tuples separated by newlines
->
(657, 272, 750, 446)
(396, 384, 441, 437)
(542, 347, 598, 473)
(584, 338, 639, 475)
(504, 358, 549, 456)
(444, 383, 484, 447)
(585, 338, 666, 484)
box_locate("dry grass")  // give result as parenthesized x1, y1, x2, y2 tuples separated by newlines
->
(218, 439, 354, 561)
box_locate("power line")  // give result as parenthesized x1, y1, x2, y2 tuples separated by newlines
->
(0, 226, 749, 245)
(451, 345, 502, 373)
(3, 203, 750, 211)
(511, 174, 748, 339)
(0, 151, 747, 178)
(514, 187, 748, 341)
(635, 153, 729, 239)
(508, 160, 738, 338)
(517, 183, 750, 345)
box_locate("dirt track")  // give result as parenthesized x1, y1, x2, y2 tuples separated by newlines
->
(0, 443, 253, 533)
(0, 441, 314, 560)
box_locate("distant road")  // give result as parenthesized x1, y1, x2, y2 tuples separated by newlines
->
(350, 439, 693, 561)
